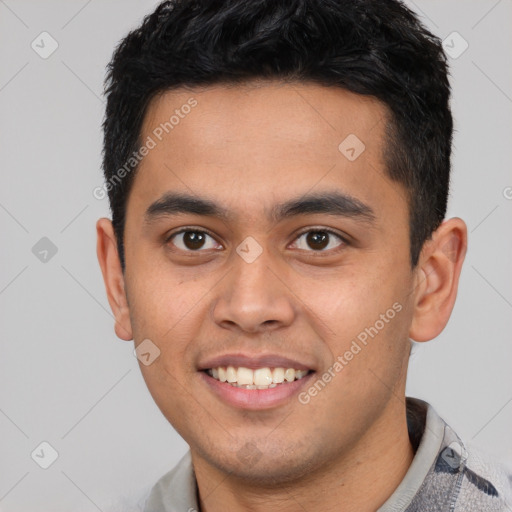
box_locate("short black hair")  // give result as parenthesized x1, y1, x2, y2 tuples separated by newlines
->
(102, 0, 452, 270)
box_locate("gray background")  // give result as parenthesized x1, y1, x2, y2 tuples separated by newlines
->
(0, 1, 511, 510)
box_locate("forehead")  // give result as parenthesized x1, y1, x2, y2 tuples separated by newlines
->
(131, 81, 404, 224)
(141, 80, 388, 158)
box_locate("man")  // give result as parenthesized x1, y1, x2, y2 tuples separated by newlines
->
(96, 0, 511, 510)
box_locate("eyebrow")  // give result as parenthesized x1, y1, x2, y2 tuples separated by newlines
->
(144, 191, 376, 225)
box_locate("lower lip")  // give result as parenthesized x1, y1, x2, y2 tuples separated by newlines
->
(200, 371, 314, 410)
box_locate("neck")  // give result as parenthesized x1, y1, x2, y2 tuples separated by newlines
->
(192, 398, 415, 512)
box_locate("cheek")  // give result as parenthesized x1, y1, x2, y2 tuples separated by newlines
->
(309, 259, 413, 366)
(300, 264, 399, 331)
(138, 357, 200, 445)
(125, 264, 201, 340)
(126, 269, 211, 384)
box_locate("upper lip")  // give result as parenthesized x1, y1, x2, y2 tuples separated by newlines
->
(198, 353, 316, 372)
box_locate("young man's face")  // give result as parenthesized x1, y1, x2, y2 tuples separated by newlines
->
(106, 82, 428, 483)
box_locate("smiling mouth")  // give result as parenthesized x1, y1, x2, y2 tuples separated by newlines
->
(205, 366, 312, 390)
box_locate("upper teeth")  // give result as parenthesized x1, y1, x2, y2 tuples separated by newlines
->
(208, 366, 309, 387)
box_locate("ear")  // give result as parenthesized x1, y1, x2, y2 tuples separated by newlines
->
(409, 217, 467, 342)
(96, 218, 133, 341)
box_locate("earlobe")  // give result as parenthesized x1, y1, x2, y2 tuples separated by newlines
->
(409, 218, 467, 342)
(96, 218, 133, 341)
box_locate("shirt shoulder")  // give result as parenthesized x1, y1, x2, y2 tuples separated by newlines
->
(453, 442, 512, 511)
(406, 399, 511, 511)
(380, 398, 512, 512)
(142, 451, 199, 512)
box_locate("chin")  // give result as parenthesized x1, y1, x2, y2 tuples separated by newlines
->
(202, 441, 325, 488)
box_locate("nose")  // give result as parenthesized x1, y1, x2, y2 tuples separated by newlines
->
(211, 248, 296, 334)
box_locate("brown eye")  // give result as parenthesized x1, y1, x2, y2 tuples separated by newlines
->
(292, 230, 345, 252)
(306, 231, 329, 250)
(169, 230, 220, 251)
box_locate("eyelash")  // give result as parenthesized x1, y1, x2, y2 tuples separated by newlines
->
(165, 226, 348, 254)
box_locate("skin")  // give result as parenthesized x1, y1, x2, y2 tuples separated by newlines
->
(97, 81, 467, 512)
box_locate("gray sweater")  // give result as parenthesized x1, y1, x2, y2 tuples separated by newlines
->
(142, 398, 512, 511)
